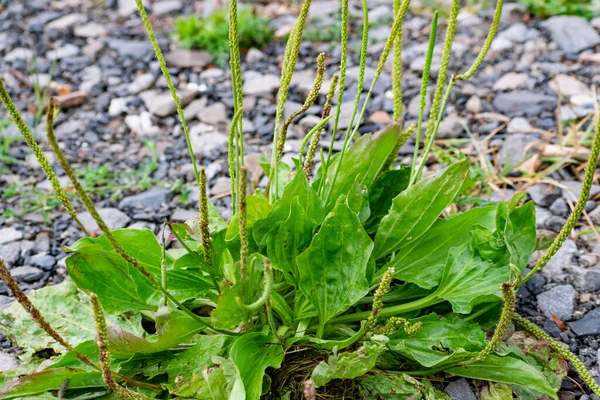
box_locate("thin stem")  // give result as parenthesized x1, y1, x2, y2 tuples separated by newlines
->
(198, 168, 212, 266)
(228, 107, 244, 214)
(522, 113, 600, 284)
(0, 80, 88, 235)
(161, 220, 168, 307)
(238, 166, 248, 299)
(134, 0, 200, 189)
(409, 11, 438, 187)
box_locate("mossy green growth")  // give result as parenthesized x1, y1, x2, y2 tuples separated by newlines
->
(518, 0, 600, 18)
(173, 8, 274, 66)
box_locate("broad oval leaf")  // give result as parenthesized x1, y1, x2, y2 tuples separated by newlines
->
(0, 368, 104, 399)
(446, 355, 558, 399)
(387, 313, 486, 368)
(230, 331, 284, 400)
(373, 159, 469, 259)
(297, 201, 373, 329)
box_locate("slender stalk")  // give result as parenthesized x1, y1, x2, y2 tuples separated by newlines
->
(365, 267, 394, 332)
(381, 124, 414, 172)
(91, 294, 153, 399)
(134, 0, 200, 189)
(299, 116, 333, 168)
(160, 220, 168, 307)
(409, 11, 438, 187)
(269, 0, 312, 200)
(321, 0, 349, 195)
(228, 0, 245, 190)
(276, 53, 326, 162)
(522, 114, 600, 284)
(0, 260, 160, 390)
(477, 281, 515, 359)
(514, 313, 600, 397)
(304, 74, 338, 179)
(0, 80, 88, 235)
(198, 168, 212, 266)
(455, 0, 504, 81)
(238, 166, 248, 298)
(392, 0, 411, 120)
(228, 107, 244, 214)
(237, 261, 273, 312)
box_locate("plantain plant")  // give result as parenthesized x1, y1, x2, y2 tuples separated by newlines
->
(0, 0, 599, 398)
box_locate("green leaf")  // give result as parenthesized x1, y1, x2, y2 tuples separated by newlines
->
(230, 331, 284, 400)
(267, 196, 318, 283)
(358, 374, 450, 400)
(373, 159, 470, 259)
(65, 229, 213, 313)
(226, 195, 271, 240)
(321, 125, 400, 212)
(0, 281, 142, 354)
(505, 201, 536, 271)
(345, 183, 370, 224)
(387, 314, 486, 368)
(446, 355, 558, 400)
(433, 245, 509, 313)
(211, 281, 245, 330)
(0, 368, 104, 399)
(384, 205, 497, 289)
(107, 306, 207, 357)
(297, 202, 373, 330)
(312, 336, 388, 387)
(171, 356, 245, 399)
(480, 382, 514, 400)
(364, 168, 411, 233)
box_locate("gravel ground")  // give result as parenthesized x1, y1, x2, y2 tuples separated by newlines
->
(2, 0, 600, 397)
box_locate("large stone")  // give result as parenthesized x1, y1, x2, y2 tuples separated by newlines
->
(4, 48, 33, 62)
(140, 90, 196, 117)
(152, 0, 182, 16)
(119, 188, 172, 211)
(498, 133, 536, 168)
(183, 97, 208, 120)
(107, 39, 152, 59)
(336, 101, 364, 130)
(570, 308, 600, 337)
(493, 72, 529, 91)
(118, 0, 148, 16)
(189, 124, 229, 159)
(164, 49, 211, 68)
(0, 227, 23, 245)
(541, 238, 577, 281)
(11, 266, 45, 283)
(197, 102, 228, 125)
(74, 22, 107, 38)
(549, 74, 591, 98)
(527, 183, 562, 207)
(125, 112, 160, 137)
(571, 266, 600, 292)
(541, 16, 600, 53)
(492, 91, 556, 116)
(242, 74, 280, 96)
(436, 115, 464, 139)
(29, 254, 56, 271)
(46, 44, 80, 60)
(46, 13, 86, 30)
(127, 73, 156, 95)
(79, 208, 131, 232)
(0, 242, 20, 265)
(444, 379, 477, 400)
(560, 180, 600, 202)
(537, 284, 576, 321)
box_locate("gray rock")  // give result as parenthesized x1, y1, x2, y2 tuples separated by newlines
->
(11, 266, 45, 283)
(465, 96, 481, 114)
(140, 90, 196, 117)
(164, 49, 211, 68)
(0, 227, 23, 245)
(198, 102, 228, 125)
(541, 16, 600, 53)
(561, 181, 600, 202)
(189, 124, 229, 159)
(492, 91, 556, 116)
(0, 352, 19, 372)
(29, 254, 55, 271)
(119, 188, 172, 211)
(570, 308, 600, 337)
(493, 72, 529, 91)
(242, 74, 280, 96)
(107, 39, 152, 59)
(46, 44, 80, 60)
(118, 0, 148, 16)
(127, 73, 156, 94)
(549, 74, 591, 98)
(46, 13, 86, 30)
(79, 208, 131, 231)
(108, 97, 130, 116)
(436, 115, 464, 139)
(588, 206, 600, 226)
(496, 23, 528, 43)
(124, 112, 160, 137)
(444, 379, 477, 400)
(183, 97, 208, 121)
(152, 0, 182, 16)
(171, 208, 197, 222)
(549, 198, 569, 217)
(0, 241, 20, 266)
(74, 22, 107, 38)
(537, 284, 576, 321)
(571, 266, 600, 292)
(4, 48, 33, 62)
(527, 183, 562, 207)
(507, 117, 533, 133)
(336, 101, 364, 130)
(535, 207, 552, 229)
(246, 48, 265, 63)
(498, 133, 536, 168)
(408, 92, 431, 118)
(541, 238, 577, 281)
